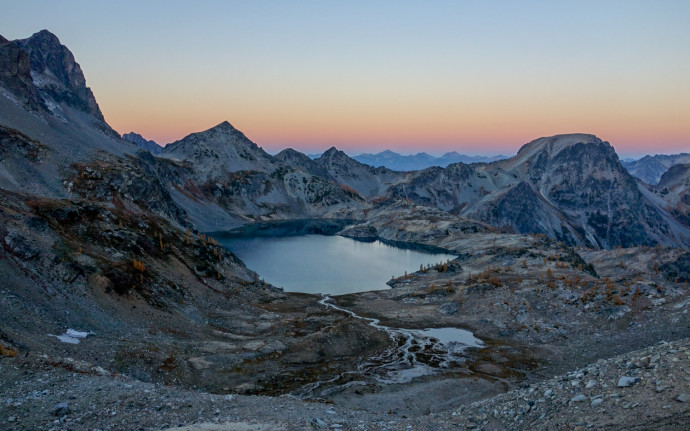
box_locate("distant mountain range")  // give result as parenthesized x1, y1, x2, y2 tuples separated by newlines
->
(2, 29, 689, 248)
(622, 154, 690, 185)
(351, 150, 507, 171)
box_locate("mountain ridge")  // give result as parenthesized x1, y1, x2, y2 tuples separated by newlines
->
(622, 153, 690, 185)
(122, 132, 162, 154)
(353, 149, 507, 171)
(0, 29, 688, 245)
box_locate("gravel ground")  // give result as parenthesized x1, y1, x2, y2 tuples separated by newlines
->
(2, 338, 689, 430)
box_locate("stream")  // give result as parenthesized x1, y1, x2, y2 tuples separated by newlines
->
(294, 295, 484, 398)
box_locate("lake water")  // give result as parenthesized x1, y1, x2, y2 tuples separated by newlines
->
(217, 230, 456, 295)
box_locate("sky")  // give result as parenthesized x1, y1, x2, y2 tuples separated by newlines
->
(1, 1, 690, 157)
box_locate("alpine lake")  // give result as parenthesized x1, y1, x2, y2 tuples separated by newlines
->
(213, 219, 457, 295)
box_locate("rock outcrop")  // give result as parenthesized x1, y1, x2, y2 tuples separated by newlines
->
(0, 35, 43, 112)
(122, 132, 162, 154)
(16, 30, 106, 123)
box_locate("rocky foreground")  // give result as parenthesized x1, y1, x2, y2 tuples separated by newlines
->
(1, 338, 688, 430)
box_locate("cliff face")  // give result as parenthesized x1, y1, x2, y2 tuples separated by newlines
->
(0, 35, 43, 112)
(16, 30, 106, 122)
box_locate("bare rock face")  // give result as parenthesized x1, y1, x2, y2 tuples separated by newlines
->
(388, 163, 481, 212)
(657, 163, 690, 227)
(16, 30, 105, 122)
(507, 134, 669, 247)
(0, 35, 43, 112)
(658, 163, 690, 188)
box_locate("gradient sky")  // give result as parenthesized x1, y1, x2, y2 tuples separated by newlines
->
(2, 1, 690, 157)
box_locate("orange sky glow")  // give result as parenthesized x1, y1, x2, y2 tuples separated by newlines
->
(3, 1, 689, 157)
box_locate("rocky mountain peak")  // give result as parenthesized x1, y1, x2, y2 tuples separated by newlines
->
(16, 29, 105, 121)
(121, 132, 162, 154)
(505, 133, 618, 179)
(320, 146, 347, 159)
(208, 120, 238, 133)
(0, 34, 42, 111)
(160, 122, 276, 182)
(202, 121, 252, 141)
(516, 133, 604, 159)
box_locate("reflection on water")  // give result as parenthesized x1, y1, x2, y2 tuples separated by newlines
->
(218, 234, 456, 295)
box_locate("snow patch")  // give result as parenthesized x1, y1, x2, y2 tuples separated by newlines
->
(49, 329, 93, 344)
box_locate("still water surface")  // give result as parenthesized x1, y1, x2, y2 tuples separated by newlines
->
(218, 234, 456, 295)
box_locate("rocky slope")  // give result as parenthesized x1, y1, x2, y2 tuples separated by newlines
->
(15, 30, 112, 133)
(160, 121, 277, 182)
(655, 163, 690, 227)
(122, 131, 163, 154)
(0, 30, 140, 198)
(623, 153, 690, 185)
(1, 337, 687, 430)
(389, 134, 690, 248)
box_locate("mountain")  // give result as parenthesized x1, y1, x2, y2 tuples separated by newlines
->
(122, 132, 162, 154)
(1, 30, 688, 247)
(656, 163, 690, 227)
(160, 121, 277, 182)
(16, 29, 109, 125)
(353, 149, 507, 171)
(315, 147, 405, 197)
(154, 123, 363, 228)
(0, 34, 43, 112)
(389, 134, 690, 247)
(438, 151, 507, 165)
(274, 147, 333, 179)
(353, 150, 436, 171)
(0, 30, 364, 232)
(622, 153, 690, 185)
(0, 30, 138, 197)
